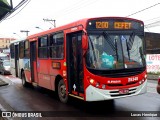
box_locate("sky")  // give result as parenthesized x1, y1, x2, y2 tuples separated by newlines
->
(0, 0, 160, 38)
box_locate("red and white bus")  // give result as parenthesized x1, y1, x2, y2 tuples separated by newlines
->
(10, 17, 147, 103)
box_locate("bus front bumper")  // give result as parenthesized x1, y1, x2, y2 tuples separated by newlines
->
(85, 80, 147, 101)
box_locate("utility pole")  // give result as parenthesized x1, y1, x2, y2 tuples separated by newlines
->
(43, 18, 56, 28)
(20, 30, 30, 36)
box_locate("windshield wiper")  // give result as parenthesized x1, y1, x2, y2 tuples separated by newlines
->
(128, 32, 135, 50)
(103, 31, 119, 61)
(114, 39, 119, 61)
(126, 32, 135, 61)
(125, 38, 131, 61)
(103, 31, 116, 51)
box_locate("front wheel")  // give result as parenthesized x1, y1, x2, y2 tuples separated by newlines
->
(58, 79, 68, 103)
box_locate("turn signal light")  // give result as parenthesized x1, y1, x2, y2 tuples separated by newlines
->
(89, 78, 106, 89)
(89, 79, 95, 84)
(139, 79, 145, 85)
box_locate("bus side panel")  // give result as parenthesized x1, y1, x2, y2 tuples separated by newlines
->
(18, 59, 24, 77)
(10, 59, 16, 76)
(24, 70, 31, 83)
(49, 59, 64, 91)
(50, 75, 56, 91)
(37, 59, 51, 89)
(38, 74, 51, 89)
(33, 61, 38, 83)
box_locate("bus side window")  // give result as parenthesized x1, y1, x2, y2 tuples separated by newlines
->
(49, 32, 64, 59)
(38, 36, 48, 58)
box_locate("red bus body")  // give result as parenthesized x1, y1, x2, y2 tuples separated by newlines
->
(10, 17, 147, 102)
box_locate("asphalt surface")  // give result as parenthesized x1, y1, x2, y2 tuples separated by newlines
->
(0, 75, 160, 120)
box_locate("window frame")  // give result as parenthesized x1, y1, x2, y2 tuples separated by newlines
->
(38, 35, 49, 59)
(19, 41, 24, 59)
(10, 44, 15, 59)
(24, 40, 30, 58)
(49, 32, 64, 59)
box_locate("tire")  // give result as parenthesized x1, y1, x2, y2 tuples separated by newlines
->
(21, 71, 29, 87)
(58, 79, 68, 103)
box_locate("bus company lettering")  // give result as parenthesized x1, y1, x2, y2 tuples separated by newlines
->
(128, 77, 138, 82)
(71, 27, 78, 31)
(107, 80, 121, 84)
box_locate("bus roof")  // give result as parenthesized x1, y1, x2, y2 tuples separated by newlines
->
(27, 16, 143, 39)
(10, 37, 27, 44)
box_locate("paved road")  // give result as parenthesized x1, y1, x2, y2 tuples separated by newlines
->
(0, 75, 160, 120)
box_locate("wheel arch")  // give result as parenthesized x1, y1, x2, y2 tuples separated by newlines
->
(55, 75, 64, 92)
(20, 68, 24, 79)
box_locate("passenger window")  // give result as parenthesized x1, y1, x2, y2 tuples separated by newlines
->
(38, 36, 48, 58)
(19, 41, 24, 58)
(10, 44, 15, 58)
(49, 32, 64, 59)
(24, 40, 30, 58)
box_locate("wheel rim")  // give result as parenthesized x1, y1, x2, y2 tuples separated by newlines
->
(59, 84, 66, 98)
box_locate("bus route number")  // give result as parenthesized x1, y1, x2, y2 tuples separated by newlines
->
(96, 22, 108, 29)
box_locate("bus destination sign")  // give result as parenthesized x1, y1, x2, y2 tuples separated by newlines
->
(114, 22, 131, 29)
(87, 19, 144, 30)
(96, 22, 108, 29)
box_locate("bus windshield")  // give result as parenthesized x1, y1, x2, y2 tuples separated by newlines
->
(86, 31, 145, 70)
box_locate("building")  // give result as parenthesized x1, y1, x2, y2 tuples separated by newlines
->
(145, 32, 160, 54)
(0, 38, 15, 50)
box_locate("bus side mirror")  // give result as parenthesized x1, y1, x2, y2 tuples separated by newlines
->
(82, 34, 88, 50)
(82, 29, 88, 50)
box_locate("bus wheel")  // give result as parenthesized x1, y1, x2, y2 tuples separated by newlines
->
(21, 71, 28, 87)
(58, 79, 68, 103)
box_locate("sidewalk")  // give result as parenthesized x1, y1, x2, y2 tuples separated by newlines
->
(0, 79, 8, 87)
(147, 74, 159, 80)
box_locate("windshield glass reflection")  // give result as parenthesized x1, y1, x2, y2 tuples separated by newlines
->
(86, 32, 145, 70)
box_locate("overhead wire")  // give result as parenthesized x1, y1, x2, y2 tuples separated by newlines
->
(4, 0, 31, 20)
(144, 16, 160, 23)
(43, 0, 98, 28)
(52, 0, 87, 15)
(52, 0, 98, 19)
(0, 0, 31, 22)
(125, 2, 160, 30)
(126, 3, 160, 17)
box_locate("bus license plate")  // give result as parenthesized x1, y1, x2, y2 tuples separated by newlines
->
(119, 89, 129, 94)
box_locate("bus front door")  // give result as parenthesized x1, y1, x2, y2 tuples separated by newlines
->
(30, 41, 38, 83)
(67, 31, 84, 97)
(15, 45, 19, 77)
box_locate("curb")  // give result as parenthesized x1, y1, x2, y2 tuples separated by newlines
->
(0, 80, 9, 87)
